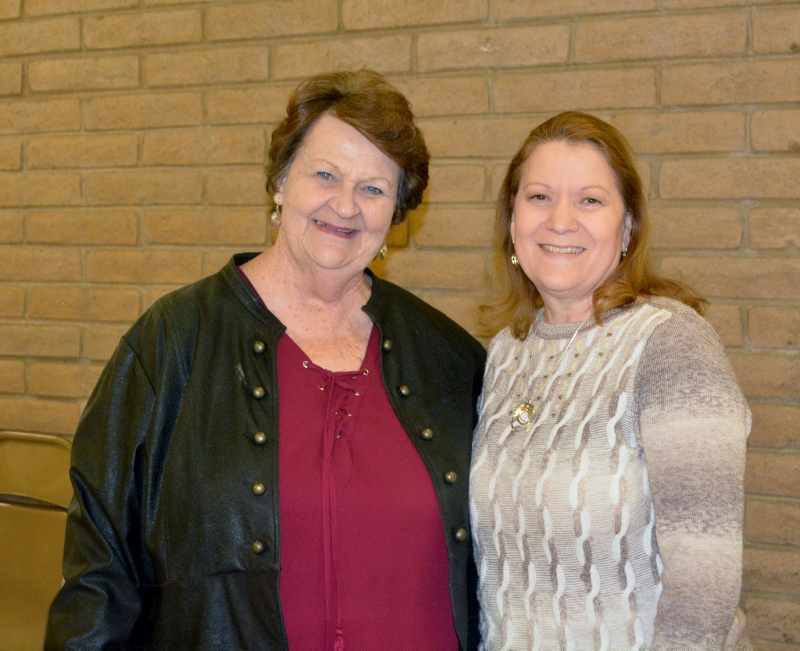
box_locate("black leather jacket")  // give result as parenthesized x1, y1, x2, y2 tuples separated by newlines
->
(46, 254, 485, 651)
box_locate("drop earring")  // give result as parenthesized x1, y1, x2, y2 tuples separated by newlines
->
(510, 253, 519, 267)
(378, 243, 388, 260)
(270, 205, 282, 228)
(620, 248, 628, 261)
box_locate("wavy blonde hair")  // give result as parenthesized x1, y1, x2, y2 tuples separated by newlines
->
(482, 111, 706, 339)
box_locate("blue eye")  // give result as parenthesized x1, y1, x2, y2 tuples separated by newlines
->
(365, 185, 383, 195)
(317, 171, 333, 181)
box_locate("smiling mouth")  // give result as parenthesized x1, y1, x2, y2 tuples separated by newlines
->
(313, 219, 356, 236)
(540, 243, 585, 254)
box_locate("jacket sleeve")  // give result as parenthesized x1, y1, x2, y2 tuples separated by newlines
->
(45, 336, 157, 650)
(636, 312, 750, 650)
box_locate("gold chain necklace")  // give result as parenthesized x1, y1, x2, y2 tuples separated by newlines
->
(511, 316, 591, 430)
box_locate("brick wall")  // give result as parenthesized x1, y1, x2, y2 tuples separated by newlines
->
(0, 0, 797, 644)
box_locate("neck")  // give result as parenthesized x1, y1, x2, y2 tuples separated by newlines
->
(542, 297, 594, 325)
(243, 243, 371, 311)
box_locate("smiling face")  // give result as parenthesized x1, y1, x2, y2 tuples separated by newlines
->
(510, 139, 632, 323)
(273, 114, 400, 278)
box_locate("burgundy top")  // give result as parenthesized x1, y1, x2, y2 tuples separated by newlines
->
(238, 269, 457, 650)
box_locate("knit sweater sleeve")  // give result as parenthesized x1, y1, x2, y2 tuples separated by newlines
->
(635, 306, 750, 650)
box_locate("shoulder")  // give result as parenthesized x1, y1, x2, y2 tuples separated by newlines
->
(368, 274, 486, 366)
(637, 296, 724, 360)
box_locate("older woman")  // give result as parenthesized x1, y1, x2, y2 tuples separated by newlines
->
(471, 112, 749, 650)
(46, 70, 484, 651)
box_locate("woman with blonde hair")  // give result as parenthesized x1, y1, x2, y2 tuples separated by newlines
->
(471, 111, 749, 650)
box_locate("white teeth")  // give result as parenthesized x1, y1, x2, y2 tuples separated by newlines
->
(314, 219, 355, 235)
(541, 244, 584, 254)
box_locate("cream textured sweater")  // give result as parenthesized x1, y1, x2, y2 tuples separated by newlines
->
(471, 298, 750, 651)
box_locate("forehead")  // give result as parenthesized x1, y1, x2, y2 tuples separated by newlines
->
(521, 139, 617, 183)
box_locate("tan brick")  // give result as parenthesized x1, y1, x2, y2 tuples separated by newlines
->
(0, 285, 24, 317)
(746, 450, 800, 498)
(201, 251, 240, 278)
(0, 246, 81, 282)
(29, 362, 104, 398)
(370, 250, 488, 291)
(0, 139, 20, 171)
(418, 25, 569, 72)
(27, 134, 138, 169)
(752, 110, 800, 152)
(493, 0, 654, 19)
(750, 307, 800, 349)
(206, 169, 267, 206)
(649, 205, 743, 249)
(0, 396, 81, 435)
(744, 595, 800, 644)
(205, 85, 295, 125)
(85, 10, 202, 49)
(0, 323, 80, 356)
(206, 0, 336, 41)
(744, 547, 800, 596)
(0, 17, 78, 57)
(0, 0, 20, 19)
(750, 404, 800, 449)
(494, 69, 656, 113)
(747, 498, 800, 546)
(26, 209, 138, 246)
(84, 170, 203, 206)
(0, 62, 21, 96)
(729, 353, 800, 400)
(385, 221, 408, 248)
(753, 7, 800, 54)
(661, 257, 800, 301)
(274, 35, 411, 80)
(0, 211, 22, 244)
(84, 92, 203, 131)
(576, 12, 746, 63)
(28, 285, 140, 322)
(26, 0, 135, 16)
(85, 249, 203, 284)
(29, 55, 139, 92)
(142, 284, 188, 310)
(704, 303, 742, 347)
(0, 360, 24, 393)
(83, 324, 128, 361)
(392, 76, 488, 117)
(662, 60, 800, 106)
(664, 0, 797, 7)
(604, 111, 745, 153)
(419, 116, 539, 158)
(146, 46, 269, 87)
(749, 642, 800, 651)
(344, 0, 485, 29)
(426, 164, 486, 203)
(144, 208, 266, 245)
(0, 99, 80, 135)
(414, 292, 483, 336)
(660, 158, 800, 199)
(750, 207, 800, 249)
(143, 127, 265, 166)
(0, 172, 81, 207)
(411, 204, 494, 247)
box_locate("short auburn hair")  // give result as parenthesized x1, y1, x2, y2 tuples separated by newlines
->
(483, 111, 706, 339)
(266, 70, 429, 225)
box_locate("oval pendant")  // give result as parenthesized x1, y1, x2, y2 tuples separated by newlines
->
(512, 402, 535, 429)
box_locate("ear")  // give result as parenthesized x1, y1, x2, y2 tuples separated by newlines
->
(510, 212, 516, 245)
(622, 211, 633, 251)
(273, 176, 286, 207)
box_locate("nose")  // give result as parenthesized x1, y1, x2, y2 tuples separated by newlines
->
(546, 197, 578, 233)
(329, 185, 359, 219)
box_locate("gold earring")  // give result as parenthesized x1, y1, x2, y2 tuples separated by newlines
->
(510, 252, 519, 267)
(378, 243, 388, 260)
(270, 205, 282, 228)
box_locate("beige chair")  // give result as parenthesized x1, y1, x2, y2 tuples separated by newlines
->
(0, 431, 72, 651)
